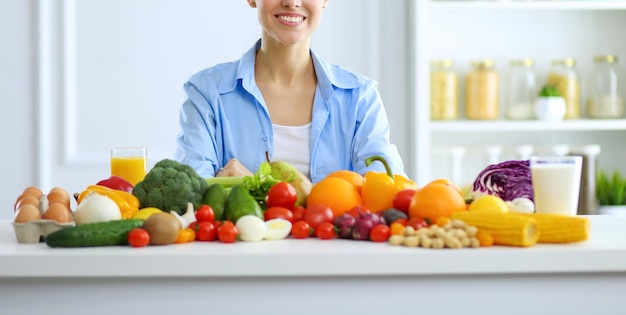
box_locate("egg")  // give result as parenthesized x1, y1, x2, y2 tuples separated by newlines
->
(14, 204, 42, 223)
(14, 194, 40, 212)
(44, 202, 72, 223)
(22, 186, 43, 200)
(47, 188, 71, 208)
(264, 218, 292, 240)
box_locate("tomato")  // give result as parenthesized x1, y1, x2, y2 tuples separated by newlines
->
(266, 182, 298, 209)
(291, 220, 311, 239)
(302, 204, 334, 232)
(393, 189, 417, 213)
(195, 204, 215, 222)
(315, 222, 336, 240)
(406, 217, 429, 230)
(347, 205, 371, 218)
(195, 221, 217, 241)
(370, 224, 391, 242)
(218, 221, 238, 243)
(264, 206, 295, 223)
(291, 205, 306, 221)
(128, 228, 150, 247)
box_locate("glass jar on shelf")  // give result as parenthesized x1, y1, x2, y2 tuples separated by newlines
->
(586, 54, 624, 119)
(506, 58, 537, 120)
(465, 59, 499, 120)
(546, 58, 580, 119)
(430, 59, 459, 120)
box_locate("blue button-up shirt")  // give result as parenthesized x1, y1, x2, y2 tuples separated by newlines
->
(174, 40, 405, 183)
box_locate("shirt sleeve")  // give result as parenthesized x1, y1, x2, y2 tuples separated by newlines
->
(173, 81, 220, 178)
(350, 82, 407, 178)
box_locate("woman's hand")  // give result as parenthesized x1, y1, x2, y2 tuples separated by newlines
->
(217, 158, 254, 177)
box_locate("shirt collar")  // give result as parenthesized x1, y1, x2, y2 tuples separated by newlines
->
(226, 39, 364, 102)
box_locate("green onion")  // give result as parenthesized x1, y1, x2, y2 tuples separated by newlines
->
(206, 176, 245, 188)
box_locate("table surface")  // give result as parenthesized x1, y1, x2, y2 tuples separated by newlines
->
(1, 215, 625, 278)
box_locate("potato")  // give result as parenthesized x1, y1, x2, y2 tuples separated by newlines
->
(142, 213, 181, 245)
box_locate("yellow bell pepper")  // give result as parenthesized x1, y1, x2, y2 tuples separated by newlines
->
(77, 185, 140, 219)
(361, 156, 417, 213)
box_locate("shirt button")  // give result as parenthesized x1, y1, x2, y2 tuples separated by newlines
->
(263, 136, 268, 141)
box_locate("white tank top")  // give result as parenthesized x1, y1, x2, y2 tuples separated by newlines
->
(272, 123, 312, 178)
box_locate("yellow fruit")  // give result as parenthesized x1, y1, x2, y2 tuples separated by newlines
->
(468, 195, 509, 213)
(132, 207, 163, 220)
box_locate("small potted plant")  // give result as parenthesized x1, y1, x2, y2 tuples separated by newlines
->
(596, 170, 626, 219)
(534, 85, 566, 121)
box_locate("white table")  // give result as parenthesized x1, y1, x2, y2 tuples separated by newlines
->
(1, 216, 625, 315)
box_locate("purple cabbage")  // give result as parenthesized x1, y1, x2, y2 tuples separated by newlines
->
(471, 160, 534, 202)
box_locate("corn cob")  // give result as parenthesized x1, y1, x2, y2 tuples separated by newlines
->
(450, 211, 539, 247)
(518, 213, 590, 244)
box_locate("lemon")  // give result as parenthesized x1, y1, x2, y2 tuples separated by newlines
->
(132, 207, 163, 220)
(468, 195, 509, 213)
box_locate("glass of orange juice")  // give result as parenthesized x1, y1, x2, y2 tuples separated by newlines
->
(110, 146, 147, 186)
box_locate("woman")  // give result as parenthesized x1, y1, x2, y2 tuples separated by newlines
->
(174, 0, 405, 182)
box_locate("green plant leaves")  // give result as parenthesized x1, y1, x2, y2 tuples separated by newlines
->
(597, 170, 626, 205)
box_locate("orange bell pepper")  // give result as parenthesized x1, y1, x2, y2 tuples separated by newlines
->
(77, 185, 140, 219)
(361, 156, 417, 213)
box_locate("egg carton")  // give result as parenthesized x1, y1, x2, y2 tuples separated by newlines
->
(12, 220, 75, 244)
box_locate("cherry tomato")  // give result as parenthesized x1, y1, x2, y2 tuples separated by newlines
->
(389, 222, 405, 236)
(266, 182, 298, 209)
(128, 228, 150, 247)
(406, 217, 429, 230)
(195, 204, 215, 222)
(175, 228, 196, 244)
(291, 220, 311, 239)
(264, 206, 295, 223)
(291, 205, 306, 221)
(218, 221, 238, 243)
(370, 224, 391, 242)
(393, 189, 417, 213)
(195, 221, 217, 241)
(316, 222, 336, 240)
(302, 204, 334, 232)
(347, 205, 371, 218)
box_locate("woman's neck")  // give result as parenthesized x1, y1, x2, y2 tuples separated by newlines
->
(255, 36, 314, 86)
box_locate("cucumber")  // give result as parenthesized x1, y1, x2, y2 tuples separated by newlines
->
(45, 219, 144, 247)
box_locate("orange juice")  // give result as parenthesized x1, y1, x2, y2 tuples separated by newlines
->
(111, 156, 147, 186)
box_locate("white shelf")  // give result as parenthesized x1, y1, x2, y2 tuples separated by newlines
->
(430, 1, 626, 11)
(431, 119, 626, 132)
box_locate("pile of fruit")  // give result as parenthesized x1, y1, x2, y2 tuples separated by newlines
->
(11, 157, 591, 249)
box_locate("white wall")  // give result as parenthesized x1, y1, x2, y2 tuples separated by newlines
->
(1, 0, 37, 218)
(0, 0, 411, 220)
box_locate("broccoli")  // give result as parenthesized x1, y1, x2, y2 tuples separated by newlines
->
(132, 159, 209, 215)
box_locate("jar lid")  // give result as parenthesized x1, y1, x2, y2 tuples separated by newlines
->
(552, 58, 576, 67)
(430, 59, 455, 67)
(470, 59, 495, 69)
(593, 55, 618, 63)
(510, 58, 534, 67)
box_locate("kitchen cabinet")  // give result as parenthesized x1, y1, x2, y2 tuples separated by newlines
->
(410, 1, 626, 186)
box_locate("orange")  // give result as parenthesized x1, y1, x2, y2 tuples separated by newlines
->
(307, 177, 362, 217)
(409, 183, 467, 223)
(426, 178, 464, 196)
(326, 170, 364, 194)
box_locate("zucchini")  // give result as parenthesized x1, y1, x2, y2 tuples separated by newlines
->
(45, 219, 144, 247)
